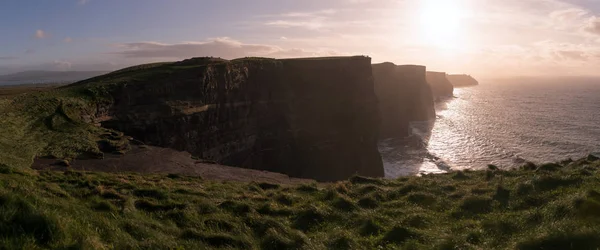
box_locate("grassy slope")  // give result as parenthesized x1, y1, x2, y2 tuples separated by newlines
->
(1, 159, 600, 249)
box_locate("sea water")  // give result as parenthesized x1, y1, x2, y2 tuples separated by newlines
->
(382, 78, 600, 178)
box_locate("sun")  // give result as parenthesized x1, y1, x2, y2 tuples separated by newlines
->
(418, 0, 465, 49)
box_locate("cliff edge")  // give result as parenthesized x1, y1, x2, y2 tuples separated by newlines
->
(426, 71, 454, 100)
(75, 56, 383, 181)
(372, 63, 436, 138)
(447, 74, 479, 87)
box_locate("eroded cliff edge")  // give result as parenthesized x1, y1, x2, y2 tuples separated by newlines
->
(82, 56, 383, 181)
(372, 63, 436, 138)
(426, 71, 454, 99)
(447, 74, 479, 87)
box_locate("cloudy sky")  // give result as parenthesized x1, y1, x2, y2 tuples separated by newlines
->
(1, 0, 600, 77)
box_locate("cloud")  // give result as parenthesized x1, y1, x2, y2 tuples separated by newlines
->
(35, 30, 47, 39)
(78, 0, 89, 5)
(110, 37, 328, 59)
(24, 49, 35, 54)
(0, 56, 17, 60)
(53, 60, 72, 71)
(64, 37, 73, 43)
(550, 8, 588, 22)
(265, 20, 325, 30)
(584, 16, 600, 35)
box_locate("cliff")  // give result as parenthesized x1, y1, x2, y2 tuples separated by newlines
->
(372, 63, 436, 138)
(447, 74, 479, 87)
(426, 71, 454, 99)
(77, 56, 383, 181)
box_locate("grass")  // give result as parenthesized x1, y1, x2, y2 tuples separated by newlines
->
(1, 57, 600, 248)
(0, 159, 598, 249)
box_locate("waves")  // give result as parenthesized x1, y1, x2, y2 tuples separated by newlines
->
(382, 80, 600, 178)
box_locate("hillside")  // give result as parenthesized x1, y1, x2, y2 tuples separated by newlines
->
(1, 158, 599, 249)
(0, 71, 109, 85)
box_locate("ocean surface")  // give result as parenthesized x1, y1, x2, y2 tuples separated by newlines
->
(381, 79, 600, 178)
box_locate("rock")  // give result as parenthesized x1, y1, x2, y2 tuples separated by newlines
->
(536, 163, 562, 172)
(426, 71, 454, 100)
(86, 56, 383, 181)
(372, 63, 436, 138)
(587, 153, 600, 162)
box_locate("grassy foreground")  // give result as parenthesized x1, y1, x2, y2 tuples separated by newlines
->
(1, 157, 600, 249)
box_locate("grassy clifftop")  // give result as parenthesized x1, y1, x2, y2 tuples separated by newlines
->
(0, 58, 236, 169)
(1, 158, 599, 249)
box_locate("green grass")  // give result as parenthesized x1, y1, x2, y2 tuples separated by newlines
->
(0, 86, 126, 169)
(0, 159, 599, 249)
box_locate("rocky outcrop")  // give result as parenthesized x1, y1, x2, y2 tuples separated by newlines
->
(372, 63, 436, 138)
(447, 74, 479, 87)
(426, 71, 454, 100)
(90, 56, 383, 181)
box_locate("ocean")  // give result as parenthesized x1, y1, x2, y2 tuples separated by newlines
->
(381, 78, 600, 178)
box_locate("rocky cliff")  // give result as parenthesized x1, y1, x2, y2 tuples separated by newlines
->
(83, 56, 383, 181)
(447, 74, 479, 87)
(372, 63, 436, 138)
(426, 71, 454, 99)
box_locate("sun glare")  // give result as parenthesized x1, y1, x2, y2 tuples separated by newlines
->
(418, 0, 465, 50)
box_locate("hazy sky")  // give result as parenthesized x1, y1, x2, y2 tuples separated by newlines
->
(1, 0, 600, 77)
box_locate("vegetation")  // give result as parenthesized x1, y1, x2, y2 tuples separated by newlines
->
(0, 85, 122, 169)
(0, 158, 599, 249)
(1, 58, 599, 249)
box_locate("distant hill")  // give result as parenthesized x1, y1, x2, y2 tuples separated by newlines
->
(446, 74, 479, 87)
(0, 70, 109, 86)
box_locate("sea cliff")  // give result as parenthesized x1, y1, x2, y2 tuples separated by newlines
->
(372, 63, 436, 138)
(426, 71, 454, 99)
(74, 56, 383, 181)
(447, 74, 479, 87)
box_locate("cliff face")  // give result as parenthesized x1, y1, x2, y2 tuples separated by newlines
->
(372, 63, 436, 138)
(426, 71, 454, 99)
(447, 74, 479, 87)
(95, 56, 383, 181)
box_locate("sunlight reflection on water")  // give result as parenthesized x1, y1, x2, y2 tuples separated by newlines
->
(382, 82, 600, 178)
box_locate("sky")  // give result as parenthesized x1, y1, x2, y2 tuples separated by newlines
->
(1, 0, 600, 78)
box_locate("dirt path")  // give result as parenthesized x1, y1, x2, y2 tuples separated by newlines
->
(32, 145, 314, 185)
